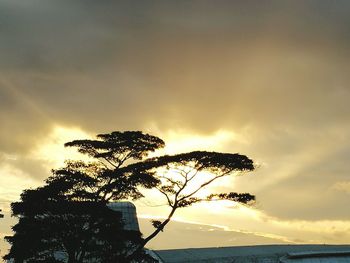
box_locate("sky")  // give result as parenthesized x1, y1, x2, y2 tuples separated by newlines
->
(1, 0, 350, 256)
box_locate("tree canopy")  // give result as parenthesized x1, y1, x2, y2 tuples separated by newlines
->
(123, 151, 255, 258)
(4, 131, 255, 262)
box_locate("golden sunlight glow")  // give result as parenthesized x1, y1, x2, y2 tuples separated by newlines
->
(164, 130, 238, 153)
(156, 168, 219, 198)
(149, 129, 243, 157)
(31, 125, 93, 168)
(0, 164, 41, 208)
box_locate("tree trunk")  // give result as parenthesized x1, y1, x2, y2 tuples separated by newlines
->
(126, 205, 178, 261)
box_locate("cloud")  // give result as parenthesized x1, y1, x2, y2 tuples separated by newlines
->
(1, 0, 350, 246)
(2, 1, 350, 136)
(226, 125, 350, 221)
(138, 203, 350, 247)
(138, 217, 292, 249)
(331, 181, 350, 194)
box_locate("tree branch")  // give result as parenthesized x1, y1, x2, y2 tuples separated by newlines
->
(178, 169, 233, 201)
(156, 187, 173, 207)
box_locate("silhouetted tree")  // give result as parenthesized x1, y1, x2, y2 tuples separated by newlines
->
(63, 132, 255, 260)
(5, 131, 255, 262)
(0, 209, 3, 218)
(124, 151, 255, 259)
(4, 185, 149, 263)
(4, 131, 164, 263)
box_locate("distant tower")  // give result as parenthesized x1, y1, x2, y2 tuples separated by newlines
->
(107, 202, 140, 231)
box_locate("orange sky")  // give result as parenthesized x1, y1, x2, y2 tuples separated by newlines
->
(1, 0, 350, 257)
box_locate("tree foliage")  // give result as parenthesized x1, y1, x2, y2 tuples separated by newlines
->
(4, 176, 155, 263)
(5, 199, 139, 262)
(4, 131, 164, 263)
(4, 131, 255, 262)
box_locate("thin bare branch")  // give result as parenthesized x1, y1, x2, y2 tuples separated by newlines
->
(156, 187, 173, 207)
(178, 169, 234, 201)
(158, 176, 183, 189)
